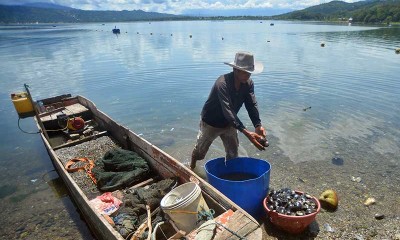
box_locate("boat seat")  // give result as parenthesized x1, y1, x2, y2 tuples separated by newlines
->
(40, 103, 92, 130)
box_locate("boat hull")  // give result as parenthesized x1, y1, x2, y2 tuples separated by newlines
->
(33, 94, 260, 240)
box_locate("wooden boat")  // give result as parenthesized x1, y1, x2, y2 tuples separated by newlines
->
(26, 90, 264, 240)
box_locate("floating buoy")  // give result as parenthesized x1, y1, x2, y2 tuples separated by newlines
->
(137, 32, 139, 34)
(150, 33, 153, 35)
(321, 42, 325, 47)
(189, 35, 192, 38)
(171, 33, 173, 36)
(395, 48, 400, 54)
(222, 37, 224, 40)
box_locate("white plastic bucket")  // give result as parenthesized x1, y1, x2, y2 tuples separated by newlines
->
(160, 182, 209, 233)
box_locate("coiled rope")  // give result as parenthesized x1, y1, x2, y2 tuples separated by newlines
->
(65, 157, 97, 184)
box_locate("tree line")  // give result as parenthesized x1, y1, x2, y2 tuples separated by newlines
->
(1, 0, 399, 24)
(274, 0, 400, 24)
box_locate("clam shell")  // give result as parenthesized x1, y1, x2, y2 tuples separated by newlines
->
(364, 197, 376, 206)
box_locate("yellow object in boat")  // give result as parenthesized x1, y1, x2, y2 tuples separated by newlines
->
(11, 92, 34, 117)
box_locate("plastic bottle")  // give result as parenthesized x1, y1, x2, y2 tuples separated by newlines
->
(37, 101, 45, 112)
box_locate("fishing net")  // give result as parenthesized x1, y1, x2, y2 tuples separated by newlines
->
(113, 178, 177, 238)
(92, 148, 150, 192)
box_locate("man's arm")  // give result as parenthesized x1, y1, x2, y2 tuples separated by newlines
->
(244, 80, 262, 130)
(244, 81, 268, 147)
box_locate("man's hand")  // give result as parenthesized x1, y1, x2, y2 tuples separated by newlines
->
(255, 125, 269, 147)
(255, 125, 266, 137)
(242, 129, 265, 151)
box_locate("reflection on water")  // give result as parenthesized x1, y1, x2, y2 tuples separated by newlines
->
(0, 21, 399, 238)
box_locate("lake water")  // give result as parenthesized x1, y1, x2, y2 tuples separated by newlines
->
(0, 21, 399, 239)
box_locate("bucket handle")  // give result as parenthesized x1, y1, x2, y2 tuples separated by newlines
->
(168, 210, 197, 214)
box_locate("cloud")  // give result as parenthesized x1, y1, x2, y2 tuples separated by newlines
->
(1, 0, 365, 15)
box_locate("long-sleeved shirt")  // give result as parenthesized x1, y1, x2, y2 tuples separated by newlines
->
(201, 71, 262, 131)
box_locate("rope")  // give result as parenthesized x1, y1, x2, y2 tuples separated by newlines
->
(197, 208, 215, 222)
(65, 158, 97, 184)
(17, 117, 40, 134)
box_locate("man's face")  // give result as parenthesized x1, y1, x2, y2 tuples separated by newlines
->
(234, 69, 251, 83)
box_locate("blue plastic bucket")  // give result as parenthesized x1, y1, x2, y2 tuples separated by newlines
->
(205, 157, 271, 220)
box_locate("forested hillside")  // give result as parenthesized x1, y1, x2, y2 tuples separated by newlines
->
(0, 5, 187, 23)
(1, 0, 399, 24)
(275, 0, 400, 23)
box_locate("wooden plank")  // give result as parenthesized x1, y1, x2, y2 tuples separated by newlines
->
(168, 230, 185, 239)
(53, 131, 108, 150)
(41, 103, 89, 122)
(128, 178, 155, 190)
(38, 94, 72, 105)
(38, 106, 66, 118)
(244, 227, 263, 240)
(201, 191, 228, 215)
(228, 221, 259, 240)
(213, 211, 258, 240)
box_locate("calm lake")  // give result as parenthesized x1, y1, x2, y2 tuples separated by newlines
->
(0, 21, 399, 239)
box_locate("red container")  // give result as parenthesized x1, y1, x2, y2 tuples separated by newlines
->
(263, 191, 321, 234)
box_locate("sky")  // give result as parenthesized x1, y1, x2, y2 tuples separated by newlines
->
(0, 0, 364, 16)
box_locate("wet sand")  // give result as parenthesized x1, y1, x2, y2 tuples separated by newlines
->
(0, 173, 94, 239)
(191, 135, 400, 239)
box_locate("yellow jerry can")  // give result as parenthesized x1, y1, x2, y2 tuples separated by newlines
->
(11, 92, 35, 118)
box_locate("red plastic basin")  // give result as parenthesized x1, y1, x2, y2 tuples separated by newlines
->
(263, 190, 321, 234)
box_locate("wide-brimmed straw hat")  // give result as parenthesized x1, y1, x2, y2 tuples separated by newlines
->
(224, 51, 264, 74)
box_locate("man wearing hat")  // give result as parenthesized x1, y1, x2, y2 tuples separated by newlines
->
(190, 51, 268, 169)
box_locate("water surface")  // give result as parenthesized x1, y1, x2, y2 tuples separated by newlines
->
(1, 21, 399, 239)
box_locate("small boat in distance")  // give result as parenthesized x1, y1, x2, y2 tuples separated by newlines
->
(112, 26, 120, 34)
(270, 23, 274, 26)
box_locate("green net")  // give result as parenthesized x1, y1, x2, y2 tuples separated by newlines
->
(92, 148, 150, 191)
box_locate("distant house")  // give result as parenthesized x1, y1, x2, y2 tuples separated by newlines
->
(348, 17, 353, 26)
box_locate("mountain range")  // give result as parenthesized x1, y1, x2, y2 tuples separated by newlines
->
(0, 0, 399, 24)
(274, 0, 400, 23)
